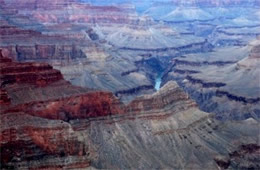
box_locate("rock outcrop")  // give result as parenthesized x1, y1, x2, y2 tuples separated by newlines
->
(215, 144, 260, 169)
(1, 51, 259, 169)
(162, 39, 260, 120)
(126, 81, 197, 113)
(1, 1, 260, 169)
(0, 50, 122, 169)
(0, 50, 63, 87)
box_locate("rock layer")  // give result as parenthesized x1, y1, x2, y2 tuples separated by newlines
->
(0, 1, 260, 169)
(1, 50, 259, 169)
(162, 39, 260, 120)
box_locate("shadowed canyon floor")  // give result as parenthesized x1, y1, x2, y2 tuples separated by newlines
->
(0, 0, 260, 169)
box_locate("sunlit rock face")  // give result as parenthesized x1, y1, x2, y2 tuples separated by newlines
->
(0, 0, 260, 169)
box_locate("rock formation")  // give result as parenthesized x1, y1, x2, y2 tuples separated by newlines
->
(0, 0, 260, 169)
(1, 48, 259, 169)
(162, 39, 260, 120)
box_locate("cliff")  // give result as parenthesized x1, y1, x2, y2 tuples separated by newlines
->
(0, 50, 63, 87)
(126, 81, 197, 113)
(1, 52, 259, 169)
(0, 50, 123, 168)
(161, 39, 260, 120)
(0, 1, 260, 169)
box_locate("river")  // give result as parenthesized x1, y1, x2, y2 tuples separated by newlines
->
(154, 73, 162, 91)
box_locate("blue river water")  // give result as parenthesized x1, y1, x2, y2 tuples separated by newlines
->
(154, 74, 162, 91)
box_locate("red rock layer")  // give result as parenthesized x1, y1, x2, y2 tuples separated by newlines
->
(6, 91, 124, 121)
(0, 49, 123, 167)
(0, 50, 63, 87)
(0, 25, 41, 36)
(0, 116, 91, 169)
(0, 48, 198, 120)
(0, 89, 10, 105)
(0, 49, 124, 121)
(0, 48, 209, 169)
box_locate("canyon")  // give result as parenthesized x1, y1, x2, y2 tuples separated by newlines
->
(0, 0, 260, 169)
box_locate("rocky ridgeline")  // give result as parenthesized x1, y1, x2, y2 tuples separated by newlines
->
(172, 59, 235, 67)
(126, 81, 197, 114)
(0, 49, 259, 169)
(0, 50, 198, 168)
(118, 39, 213, 52)
(0, 49, 198, 121)
(161, 41, 260, 120)
(216, 90, 260, 104)
(186, 75, 226, 88)
(0, 3, 159, 101)
(0, 1, 260, 169)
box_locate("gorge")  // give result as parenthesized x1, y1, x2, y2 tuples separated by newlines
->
(0, 0, 260, 169)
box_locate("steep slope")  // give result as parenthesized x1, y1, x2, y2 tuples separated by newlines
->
(0, 2, 162, 102)
(0, 2, 260, 169)
(162, 38, 260, 120)
(0, 50, 123, 169)
(1, 50, 259, 169)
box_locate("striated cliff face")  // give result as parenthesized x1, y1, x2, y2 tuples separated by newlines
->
(4, 0, 258, 104)
(0, 1, 260, 169)
(0, 50, 123, 119)
(162, 39, 260, 120)
(5, 91, 124, 121)
(8, 44, 86, 61)
(0, 51, 122, 169)
(126, 81, 197, 113)
(0, 50, 63, 87)
(1, 49, 259, 169)
(0, 25, 87, 61)
(0, 113, 93, 169)
(0, 2, 161, 101)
